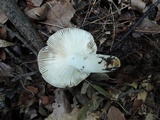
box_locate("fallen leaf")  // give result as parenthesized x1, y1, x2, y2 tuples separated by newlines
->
(132, 98, 143, 112)
(45, 0, 76, 32)
(142, 82, 154, 91)
(62, 107, 80, 120)
(0, 94, 5, 109)
(40, 96, 54, 105)
(0, 10, 8, 24)
(80, 81, 89, 94)
(18, 90, 35, 109)
(135, 18, 160, 34)
(31, 0, 43, 6)
(107, 106, 126, 120)
(26, 108, 37, 119)
(45, 89, 71, 120)
(138, 104, 147, 115)
(0, 49, 6, 61)
(0, 39, 14, 48)
(39, 105, 48, 116)
(0, 62, 13, 77)
(131, 0, 147, 13)
(145, 113, 157, 120)
(46, 106, 100, 120)
(90, 94, 104, 111)
(131, 82, 138, 89)
(92, 84, 112, 98)
(77, 96, 103, 120)
(0, 27, 7, 39)
(27, 86, 38, 94)
(137, 91, 147, 102)
(99, 38, 107, 46)
(118, 10, 135, 21)
(25, 3, 49, 20)
(86, 112, 101, 120)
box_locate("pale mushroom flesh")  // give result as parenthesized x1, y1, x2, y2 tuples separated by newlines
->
(38, 28, 121, 88)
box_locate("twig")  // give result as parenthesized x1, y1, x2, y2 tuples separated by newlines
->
(118, 88, 144, 99)
(109, 2, 116, 51)
(111, 0, 160, 51)
(81, 0, 97, 26)
(0, 0, 45, 53)
(0, 23, 37, 55)
(11, 71, 39, 82)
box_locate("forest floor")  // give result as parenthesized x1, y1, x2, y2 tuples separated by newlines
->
(0, 0, 160, 120)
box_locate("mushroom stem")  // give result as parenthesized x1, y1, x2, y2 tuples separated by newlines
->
(67, 54, 121, 73)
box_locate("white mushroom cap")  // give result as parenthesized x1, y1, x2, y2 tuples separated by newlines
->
(38, 28, 121, 88)
(38, 28, 97, 88)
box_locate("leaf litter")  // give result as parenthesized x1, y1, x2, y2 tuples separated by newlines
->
(1, 0, 160, 120)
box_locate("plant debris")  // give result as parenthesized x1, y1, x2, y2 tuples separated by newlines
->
(0, 0, 160, 120)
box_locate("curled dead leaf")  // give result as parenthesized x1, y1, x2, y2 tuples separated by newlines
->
(0, 39, 14, 48)
(25, 3, 49, 20)
(107, 106, 126, 120)
(47, 89, 71, 120)
(131, 0, 147, 13)
(0, 62, 13, 77)
(31, 0, 43, 6)
(45, 0, 76, 32)
(135, 18, 160, 34)
(137, 91, 147, 102)
(0, 27, 7, 39)
(40, 96, 54, 105)
(0, 10, 8, 24)
(26, 86, 38, 94)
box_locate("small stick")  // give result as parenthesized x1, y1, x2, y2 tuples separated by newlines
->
(11, 71, 39, 82)
(0, 0, 45, 53)
(111, 0, 160, 51)
(0, 23, 37, 55)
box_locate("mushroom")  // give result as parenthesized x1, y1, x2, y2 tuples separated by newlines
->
(38, 28, 120, 88)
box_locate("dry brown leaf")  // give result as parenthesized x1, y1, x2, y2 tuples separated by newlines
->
(0, 49, 6, 61)
(40, 96, 54, 105)
(132, 98, 143, 112)
(0, 27, 7, 39)
(27, 86, 38, 94)
(45, 89, 71, 120)
(46, 106, 100, 120)
(135, 18, 160, 34)
(18, 90, 34, 107)
(0, 39, 14, 48)
(45, 0, 76, 32)
(107, 106, 126, 120)
(25, 3, 49, 20)
(131, 82, 138, 89)
(137, 91, 147, 102)
(31, 0, 43, 6)
(0, 10, 8, 24)
(138, 104, 147, 115)
(80, 81, 89, 94)
(40, 96, 50, 105)
(62, 108, 79, 120)
(0, 62, 13, 77)
(145, 113, 157, 120)
(142, 82, 154, 91)
(131, 0, 147, 13)
(99, 38, 107, 46)
(27, 109, 37, 119)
